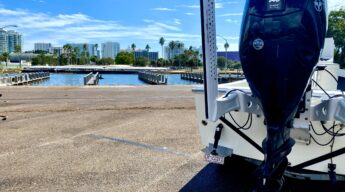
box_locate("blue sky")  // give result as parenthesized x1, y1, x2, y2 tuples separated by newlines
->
(0, 0, 344, 54)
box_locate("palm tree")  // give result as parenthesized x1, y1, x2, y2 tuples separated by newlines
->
(131, 43, 136, 52)
(73, 47, 80, 65)
(14, 45, 22, 68)
(168, 41, 176, 65)
(224, 42, 229, 69)
(131, 43, 136, 62)
(2, 52, 9, 68)
(159, 37, 165, 59)
(177, 42, 184, 68)
(95, 44, 98, 62)
(63, 44, 73, 65)
(82, 44, 88, 65)
(145, 44, 151, 61)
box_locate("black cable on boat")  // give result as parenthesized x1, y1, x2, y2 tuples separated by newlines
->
(312, 79, 331, 98)
(228, 112, 252, 130)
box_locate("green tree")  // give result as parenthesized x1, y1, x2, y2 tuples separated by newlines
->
(168, 41, 176, 65)
(328, 9, 345, 68)
(14, 45, 22, 68)
(184, 47, 200, 71)
(90, 56, 99, 64)
(2, 52, 9, 67)
(224, 42, 229, 68)
(159, 37, 165, 59)
(115, 51, 134, 64)
(0, 54, 4, 65)
(63, 44, 73, 65)
(134, 56, 149, 66)
(131, 43, 136, 52)
(73, 47, 80, 65)
(59, 55, 68, 65)
(176, 42, 184, 68)
(82, 44, 88, 65)
(217, 56, 227, 69)
(99, 57, 115, 65)
(156, 58, 168, 67)
(14, 45, 21, 53)
(145, 44, 151, 61)
(174, 53, 187, 67)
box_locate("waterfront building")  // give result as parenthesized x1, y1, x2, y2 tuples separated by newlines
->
(34, 43, 52, 53)
(164, 41, 185, 60)
(134, 50, 158, 61)
(217, 51, 240, 61)
(7, 30, 22, 53)
(8, 30, 22, 53)
(70, 43, 98, 57)
(101, 42, 120, 59)
(49, 47, 64, 56)
(0, 29, 8, 54)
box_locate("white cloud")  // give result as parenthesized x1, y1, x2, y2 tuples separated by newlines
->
(185, 13, 196, 16)
(173, 19, 181, 25)
(152, 8, 176, 11)
(179, 5, 199, 9)
(217, 36, 239, 41)
(143, 19, 181, 31)
(218, 12, 243, 17)
(0, 7, 200, 51)
(328, 0, 345, 11)
(0, 8, 26, 16)
(225, 19, 239, 24)
(32, 0, 45, 3)
(215, 3, 224, 9)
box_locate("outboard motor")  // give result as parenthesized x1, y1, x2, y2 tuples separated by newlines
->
(239, 0, 327, 190)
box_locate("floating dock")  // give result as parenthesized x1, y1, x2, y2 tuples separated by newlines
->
(0, 72, 50, 86)
(138, 72, 167, 85)
(181, 72, 245, 84)
(22, 66, 168, 74)
(84, 72, 100, 86)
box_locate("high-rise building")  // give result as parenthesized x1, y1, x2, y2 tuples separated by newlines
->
(101, 42, 120, 59)
(164, 41, 185, 60)
(0, 29, 8, 54)
(134, 50, 159, 61)
(70, 43, 98, 57)
(0, 29, 22, 54)
(8, 30, 22, 53)
(49, 47, 63, 56)
(34, 43, 52, 53)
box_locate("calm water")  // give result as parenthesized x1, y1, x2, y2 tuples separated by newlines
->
(31, 74, 201, 86)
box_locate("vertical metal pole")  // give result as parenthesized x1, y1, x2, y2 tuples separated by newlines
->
(200, 0, 218, 121)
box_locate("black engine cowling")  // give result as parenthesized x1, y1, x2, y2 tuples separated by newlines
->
(240, 0, 327, 128)
(239, 0, 327, 189)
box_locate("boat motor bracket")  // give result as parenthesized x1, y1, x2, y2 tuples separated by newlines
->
(213, 90, 345, 125)
(212, 91, 263, 122)
(311, 98, 345, 123)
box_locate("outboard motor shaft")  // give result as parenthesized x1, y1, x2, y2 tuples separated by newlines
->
(239, 0, 327, 190)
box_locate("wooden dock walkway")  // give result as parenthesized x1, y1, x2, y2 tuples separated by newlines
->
(138, 72, 167, 85)
(0, 72, 50, 86)
(181, 72, 245, 84)
(84, 72, 100, 86)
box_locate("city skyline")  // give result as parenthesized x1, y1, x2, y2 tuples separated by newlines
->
(0, 0, 344, 54)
